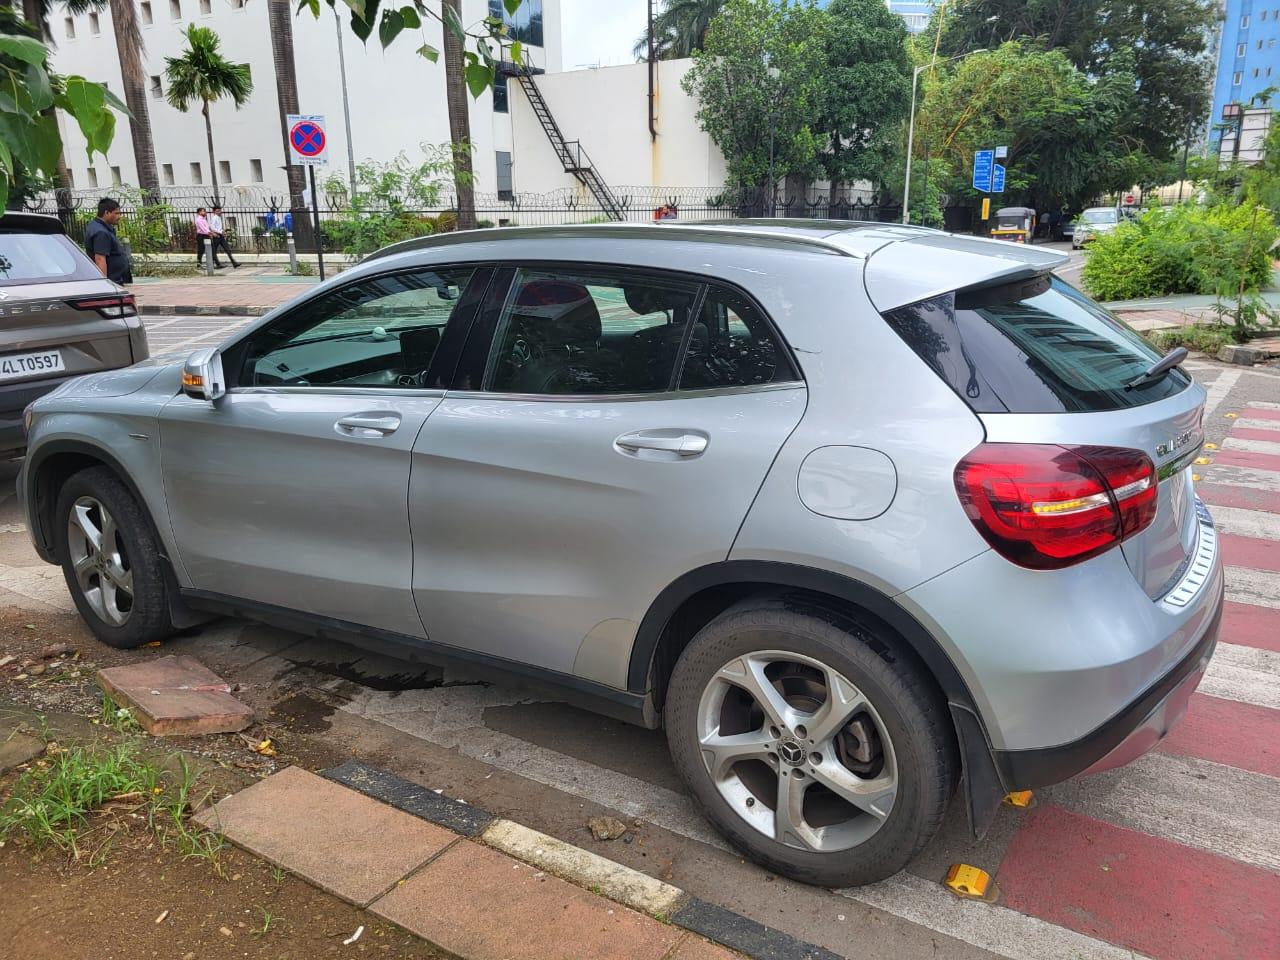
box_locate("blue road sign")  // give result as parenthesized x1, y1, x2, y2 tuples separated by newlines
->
(973, 149, 994, 192)
(992, 163, 1006, 193)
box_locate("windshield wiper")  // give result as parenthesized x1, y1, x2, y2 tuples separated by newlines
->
(1125, 346, 1188, 390)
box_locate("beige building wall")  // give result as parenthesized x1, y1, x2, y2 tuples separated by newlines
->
(508, 58, 728, 197)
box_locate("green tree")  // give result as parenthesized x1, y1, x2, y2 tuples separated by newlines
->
(816, 0, 911, 193)
(682, 0, 826, 205)
(0, 9, 124, 208)
(936, 0, 1215, 165)
(916, 42, 1141, 211)
(633, 0, 725, 61)
(163, 25, 252, 204)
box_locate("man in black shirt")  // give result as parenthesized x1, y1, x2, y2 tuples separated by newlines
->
(84, 197, 132, 284)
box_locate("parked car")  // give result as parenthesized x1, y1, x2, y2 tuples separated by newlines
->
(0, 212, 147, 460)
(18, 222, 1222, 887)
(1072, 206, 1123, 248)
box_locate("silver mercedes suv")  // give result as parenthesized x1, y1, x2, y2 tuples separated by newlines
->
(17, 222, 1223, 887)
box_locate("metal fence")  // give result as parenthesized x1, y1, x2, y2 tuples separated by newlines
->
(30, 185, 908, 257)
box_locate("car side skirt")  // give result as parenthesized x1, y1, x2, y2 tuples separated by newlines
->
(180, 589, 652, 727)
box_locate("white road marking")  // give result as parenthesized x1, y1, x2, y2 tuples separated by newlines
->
(140, 317, 188, 331)
(1247, 400, 1280, 410)
(159, 321, 254, 355)
(1044, 752, 1280, 872)
(0, 561, 74, 612)
(0, 522, 25, 534)
(1234, 418, 1280, 432)
(1201, 464, 1280, 492)
(843, 873, 1153, 960)
(1203, 641, 1280, 710)
(1225, 564, 1280, 609)
(1209, 504, 1280, 540)
(1202, 369, 1242, 419)
(1223, 436, 1280, 456)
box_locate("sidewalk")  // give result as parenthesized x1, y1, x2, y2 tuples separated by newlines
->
(131, 264, 320, 316)
(195, 762, 832, 960)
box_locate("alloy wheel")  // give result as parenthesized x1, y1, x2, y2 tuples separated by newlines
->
(696, 650, 897, 853)
(67, 495, 134, 627)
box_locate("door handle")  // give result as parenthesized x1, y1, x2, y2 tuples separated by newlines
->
(615, 430, 709, 458)
(335, 413, 401, 438)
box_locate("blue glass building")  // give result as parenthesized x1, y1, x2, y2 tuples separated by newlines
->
(1208, 1, 1280, 143)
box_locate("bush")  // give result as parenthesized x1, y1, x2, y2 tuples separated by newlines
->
(1082, 201, 1278, 302)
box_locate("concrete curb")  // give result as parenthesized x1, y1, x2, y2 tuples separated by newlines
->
(140, 304, 272, 317)
(324, 759, 840, 960)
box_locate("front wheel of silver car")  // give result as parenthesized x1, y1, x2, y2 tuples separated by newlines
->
(665, 600, 956, 887)
(55, 467, 176, 649)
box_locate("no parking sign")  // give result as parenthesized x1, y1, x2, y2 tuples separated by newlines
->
(287, 114, 328, 167)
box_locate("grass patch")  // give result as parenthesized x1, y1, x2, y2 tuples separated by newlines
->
(97, 692, 142, 734)
(1146, 325, 1239, 355)
(0, 742, 223, 870)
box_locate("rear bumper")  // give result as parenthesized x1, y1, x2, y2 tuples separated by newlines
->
(0, 374, 77, 456)
(992, 576, 1222, 789)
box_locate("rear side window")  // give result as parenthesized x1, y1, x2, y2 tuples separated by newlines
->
(883, 275, 1189, 413)
(0, 233, 100, 285)
(679, 285, 797, 389)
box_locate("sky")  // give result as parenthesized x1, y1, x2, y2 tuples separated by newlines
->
(560, 0, 649, 70)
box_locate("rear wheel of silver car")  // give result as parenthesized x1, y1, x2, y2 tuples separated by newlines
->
(665, 600, 955, 887)
(55, 467, 176, 649)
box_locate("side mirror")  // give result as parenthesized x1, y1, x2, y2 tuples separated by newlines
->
(181, 348, 226, 404)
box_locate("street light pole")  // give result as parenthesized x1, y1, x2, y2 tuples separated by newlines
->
(902, 48, 987, 225)
(333, 6, 357, 195)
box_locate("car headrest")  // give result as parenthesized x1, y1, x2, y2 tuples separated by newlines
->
(514, 280, 601, 346)
(623, 284, 695, 317)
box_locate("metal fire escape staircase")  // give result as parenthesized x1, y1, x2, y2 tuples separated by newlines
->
(508, 65, 624, 221)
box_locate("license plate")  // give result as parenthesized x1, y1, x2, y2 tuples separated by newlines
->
(0, 350, 65, 382)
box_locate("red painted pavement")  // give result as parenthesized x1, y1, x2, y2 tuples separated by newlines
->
(1219, 532, 1280, 573)
(1197, 483, 1280, 514)
(999, 805, 1280, 960)
(1158, 693, 1280, 778)
(1220, 602, 1280, 653)
(1241, 406, 1280, 421)
(1209, 448, 1280, 473)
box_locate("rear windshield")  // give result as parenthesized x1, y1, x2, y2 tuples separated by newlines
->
(882, 275, 1190, 413)
(0, 232, 100, 286)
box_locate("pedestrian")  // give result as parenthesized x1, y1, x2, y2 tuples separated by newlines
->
(194, 206, 221, 268)
(84, 197, 132, 284)
(209, 204, 239, 269)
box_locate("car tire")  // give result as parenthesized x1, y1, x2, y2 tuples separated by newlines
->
(665, 599, 956, 887)
(54, 467, 176, 649)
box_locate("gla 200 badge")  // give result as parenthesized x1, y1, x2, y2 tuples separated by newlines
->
(1156, 430, 1195, 458)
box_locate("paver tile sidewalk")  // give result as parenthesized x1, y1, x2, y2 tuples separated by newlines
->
(196, 766, 741, 960)
(131, 270, 319, 314)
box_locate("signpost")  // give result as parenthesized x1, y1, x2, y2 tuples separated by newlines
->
(286, 114, 329, 280)
(972, 149, 995, 192)
(992, 164, 1006, 194)
(995, 145, 1008, 160)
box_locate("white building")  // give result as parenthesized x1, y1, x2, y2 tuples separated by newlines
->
(53, 0, 563, 199)
(52, 1, 732, 212)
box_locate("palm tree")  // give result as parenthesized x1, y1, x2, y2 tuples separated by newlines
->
(633, 0, 725, 61)
(442, 0, 475, 229)
(163, 25, 252, 204)
(109, 0, 161, 198)
(265, 0, 312, 248)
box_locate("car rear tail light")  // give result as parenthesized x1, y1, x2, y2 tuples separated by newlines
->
(68, 293, 136, 318)
(954, 443, 1157, 570)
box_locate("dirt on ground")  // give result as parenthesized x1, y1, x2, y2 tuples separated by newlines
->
(0, 835, 445, 959)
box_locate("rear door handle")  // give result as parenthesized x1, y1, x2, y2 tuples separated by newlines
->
(615, 430, 709, 458)
(335, 413, 401, 438)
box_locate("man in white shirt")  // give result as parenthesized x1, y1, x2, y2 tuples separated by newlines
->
(209, 205, 240, 269)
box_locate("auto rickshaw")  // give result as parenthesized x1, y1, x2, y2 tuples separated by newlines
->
(990, 206, 1036, 244)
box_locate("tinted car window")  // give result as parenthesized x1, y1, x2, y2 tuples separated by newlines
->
(679, 285, 796, 390)
(486, 268, 700, 395)
(239, 267, 475, 388)
(0, 233, 100, 285)
(882, 275, 1189, 413)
